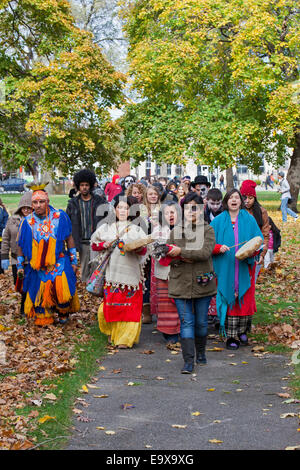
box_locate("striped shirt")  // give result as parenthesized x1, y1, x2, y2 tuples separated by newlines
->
(79, 198, 92, 241)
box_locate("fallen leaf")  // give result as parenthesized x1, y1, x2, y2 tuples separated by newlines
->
(93, 395, 109, 398)
(141, 350, 155, 355)
(96, 426, 106, 430)
(277, 393, 291, 399)
(207, 388, 216, 392)
(121, 403, 135, 410)
(172, 424, 187, 429)
(156, 376, 165, 380)
(191, 412, 202, 416)
(105, 431, 115, 435)
(209, 439, 223, 444)
(72, 408, 82, 414)
(81, 385, 89, 394)
(43, 393, 57, 401)
(251, 345, 265, 352)
(87, 384, 100, 389)
(39, 415, 56, 424)
(280, 413, 299, 419)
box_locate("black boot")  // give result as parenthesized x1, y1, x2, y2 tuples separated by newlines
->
(195, 336, 207, 365)
(180, 338, 195, 374)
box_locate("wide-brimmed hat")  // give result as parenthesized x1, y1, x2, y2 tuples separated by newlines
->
(191, 175, 211, 188)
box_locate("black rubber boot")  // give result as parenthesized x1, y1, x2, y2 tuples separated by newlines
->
(195, 336, 207, 365)
(180, 338, 195, 374)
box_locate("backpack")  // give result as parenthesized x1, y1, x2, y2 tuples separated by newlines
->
(269, 217, 281, 253)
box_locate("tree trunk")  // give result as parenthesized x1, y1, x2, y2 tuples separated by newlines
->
(226, 167, 234, 191)
(287, 131, 300, 213)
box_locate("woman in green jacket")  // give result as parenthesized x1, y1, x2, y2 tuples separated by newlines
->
(166, 192, 216, 374)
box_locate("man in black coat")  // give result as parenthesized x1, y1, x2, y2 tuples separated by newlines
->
(66, 169, 108, 282)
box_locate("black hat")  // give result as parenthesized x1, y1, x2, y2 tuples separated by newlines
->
(191, 175, 211, 188)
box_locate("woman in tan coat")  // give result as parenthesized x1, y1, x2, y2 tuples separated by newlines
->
(1, 191, 32, 315)
(165, 192, 216, 374)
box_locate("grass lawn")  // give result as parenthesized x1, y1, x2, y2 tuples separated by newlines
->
(1, 194, 69, 214)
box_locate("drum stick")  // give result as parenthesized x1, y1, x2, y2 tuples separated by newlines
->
(228, 241, 246, 249)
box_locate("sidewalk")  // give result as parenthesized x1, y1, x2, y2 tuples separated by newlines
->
(66, 324, 299, 450)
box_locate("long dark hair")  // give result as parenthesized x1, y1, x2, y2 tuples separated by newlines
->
(222, 189, 245, 211)
(111, 195, 140, 223)
(251, 199, 263, 228)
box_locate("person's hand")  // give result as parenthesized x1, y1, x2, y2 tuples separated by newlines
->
(17, 269, 24, 280)
(1, 259, 9, 271)
(72, 265, 78, 275)
(168, 245, 181, 257)
(103, 241, 112, 249)
(258, 254, 264, 265)
(220, 245, 230, 253)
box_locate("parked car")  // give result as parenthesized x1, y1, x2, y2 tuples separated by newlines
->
(0, 178, 28, 192)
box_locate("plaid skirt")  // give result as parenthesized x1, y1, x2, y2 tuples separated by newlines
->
(225, 315, 252, 338)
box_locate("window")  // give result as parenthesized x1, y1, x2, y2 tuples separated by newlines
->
(167, 164, 172, 176)
(156, 164, 161, 175)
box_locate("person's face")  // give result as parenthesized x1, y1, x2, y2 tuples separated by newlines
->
(115, 201, 129, 221)
(177, 185, 185, 197)
(195, 184, 208, 198)
(169, 184, 177, 193)
(159, 179, 167, 189)
(207, 199, 222, 213)
(124, 176, 134, 189)
(184, 201, 202, 224)
(21, 206, 32, 217)
(227, 192, 242, 212)
(32, 199, 48, 217)
(131, 186, 142, 202)
(243, 195, 255, 209)
(164, 206, 178, 227)
(79, 182, 90, 196)
(147, 189, 159, 204)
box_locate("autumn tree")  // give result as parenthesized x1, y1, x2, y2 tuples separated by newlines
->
(120, 0, 300, 206)
(0, 0, 126, 178)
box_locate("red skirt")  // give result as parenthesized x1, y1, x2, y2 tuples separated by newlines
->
(227, 264, 256, 317)
(103, 283, 143, 323)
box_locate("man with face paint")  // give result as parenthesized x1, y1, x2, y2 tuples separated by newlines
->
(111, 175, 136, 205)
(191, 176, 211, 203)
(17, 183, 80, 326)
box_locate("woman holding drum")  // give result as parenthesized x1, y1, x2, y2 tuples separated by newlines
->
(211, 189, 263, 350)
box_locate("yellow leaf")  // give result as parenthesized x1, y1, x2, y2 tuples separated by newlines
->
(81, 385, 89, 393)
(191, 412, 202, 416)
(96, 426, 106, 430)
(39, 415, 56, 424)
(172, 424, 187, 429)
(209, 439, 223, 444)
(105, 431, 116, 435)
(207, 388, 215, 392)
(93, 395, 109, 398)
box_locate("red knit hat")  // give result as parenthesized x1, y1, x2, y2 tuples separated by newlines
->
(240, 180, 257, 197)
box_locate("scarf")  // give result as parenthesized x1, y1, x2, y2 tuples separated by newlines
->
(211, 209, 263, 335)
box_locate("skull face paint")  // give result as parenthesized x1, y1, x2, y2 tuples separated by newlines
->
(195, 184, 209, 199)
(124, 176, 135, 189)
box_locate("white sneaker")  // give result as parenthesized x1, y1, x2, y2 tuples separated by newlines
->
(294, 216, 299, 222)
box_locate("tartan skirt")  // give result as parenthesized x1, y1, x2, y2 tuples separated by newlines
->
(151, 276, 180, 335)
(225, 315, 252, 338)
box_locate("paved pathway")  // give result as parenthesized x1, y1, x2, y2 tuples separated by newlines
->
(66, 324, 299, 450)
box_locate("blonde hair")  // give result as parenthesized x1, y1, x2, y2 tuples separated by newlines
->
(146, 184, 161, 216)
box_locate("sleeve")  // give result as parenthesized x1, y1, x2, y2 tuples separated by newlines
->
(180, 226, 216, 261)
(91, 241, 106, 252)
(1, 221, 11, 259)
(212, 244, 223, 255)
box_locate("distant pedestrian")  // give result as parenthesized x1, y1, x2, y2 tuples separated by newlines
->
(219, 175, 225, 190)
(104, 175, 122, 202)
(211, 174, 216, 188)
(277, 172, 298, 223)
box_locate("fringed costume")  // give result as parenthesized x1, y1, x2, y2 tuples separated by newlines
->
(17, 206, 80, 326)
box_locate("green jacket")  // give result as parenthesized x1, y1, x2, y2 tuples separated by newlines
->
(167, 222, 217, 299)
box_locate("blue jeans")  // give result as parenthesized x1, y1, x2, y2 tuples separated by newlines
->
(281, 197, 298, 222)
(174, 297, 212, 339)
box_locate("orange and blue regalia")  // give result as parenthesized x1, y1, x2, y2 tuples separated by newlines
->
(17, 189, 80, 326)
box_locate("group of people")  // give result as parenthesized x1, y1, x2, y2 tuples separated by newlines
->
(0, 168, 295, 374)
